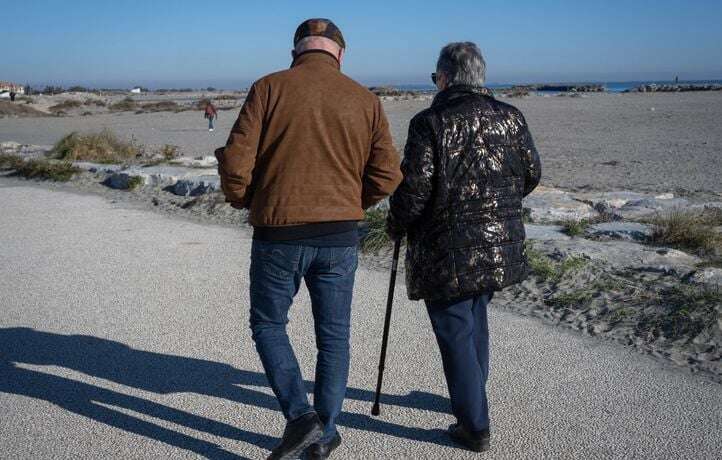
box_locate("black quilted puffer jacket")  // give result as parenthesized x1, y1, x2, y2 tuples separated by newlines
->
(388, 85, 541, 302)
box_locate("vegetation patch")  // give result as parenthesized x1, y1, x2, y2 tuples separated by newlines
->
(49, 100, 83, 112)
(0, 101, 47, 118)
(51, 130, 141, 163)
(525, 243, 588, 283)
(360, 208, 392, 253)
(647, 208, 722, 259)
(1, 154, 79, 181)
(561, 218, 590, 237)
(126, 176, 144, 190)
(140, 101, 180, 112)
(109, 97, 138, 112)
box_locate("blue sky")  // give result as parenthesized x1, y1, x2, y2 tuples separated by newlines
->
(3, 0, 721, 88)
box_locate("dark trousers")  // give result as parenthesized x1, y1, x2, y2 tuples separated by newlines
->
(425, 293, 494, 432)
(249, 240, 358, 442)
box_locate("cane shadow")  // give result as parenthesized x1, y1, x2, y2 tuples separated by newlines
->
(0, 327, 452, 450)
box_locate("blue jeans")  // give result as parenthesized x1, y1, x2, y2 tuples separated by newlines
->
(249, 240, 358, 442)
(425, 293, 494, 432)
(208, 116, 215, 130)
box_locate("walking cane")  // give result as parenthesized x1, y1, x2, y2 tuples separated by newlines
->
(371, 238, 402, 416)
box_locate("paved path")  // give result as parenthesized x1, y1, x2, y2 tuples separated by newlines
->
(1, 183, 720, 459)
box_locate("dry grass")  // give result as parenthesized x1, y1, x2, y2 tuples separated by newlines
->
(51, 130, 141, 163)
(647, 208, 722, 257)
(0, 154, 79, 181)
(525, 243, 588, 283)
(109, 97, 138, 112)
(49, 100, 82, 112)
(360, 208, 392, 253)
(140, 101, 181, 112)
(0, 101, 47, 118)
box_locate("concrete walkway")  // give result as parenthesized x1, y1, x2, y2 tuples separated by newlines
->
(1, 183, 720, 459)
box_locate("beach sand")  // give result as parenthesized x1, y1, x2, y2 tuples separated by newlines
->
(2, 91, 721, 196)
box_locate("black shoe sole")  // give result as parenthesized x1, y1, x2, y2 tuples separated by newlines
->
(449, 433, 490, 452)
(268, 424, 324, 460)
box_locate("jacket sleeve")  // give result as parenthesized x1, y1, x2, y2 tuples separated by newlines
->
(517, 113, 541, 197)
(387, 114, 435, 234)
(217, 83, 266, 207)
(361, 99, 402, 209)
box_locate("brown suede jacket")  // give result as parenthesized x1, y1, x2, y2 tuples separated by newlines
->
(216, 50, 402, 227)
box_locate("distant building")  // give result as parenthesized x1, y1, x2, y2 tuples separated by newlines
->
(130, 87, 143, 94)
(0, 81, 25, 95)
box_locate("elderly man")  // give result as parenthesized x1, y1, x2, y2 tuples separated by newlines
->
(216, 18, 401, 460)
(387, 42, 541, 452)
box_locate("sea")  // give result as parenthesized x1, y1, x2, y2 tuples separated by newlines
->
(396, 80, 722, 93)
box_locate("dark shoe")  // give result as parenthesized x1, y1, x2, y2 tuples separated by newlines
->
(304, 433, 342, 459)
(448, 423, 490, 452)
(267, 412, 324, 460)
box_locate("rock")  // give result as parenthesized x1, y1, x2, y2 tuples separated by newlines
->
(525, 224, 570, 241)
(74, 162, 124, 174)
(688, 268, 722, 287)
(172, 156, 218, 168)
(105, 172, 147, 189)
(523, 187, 595, 222)
(532, 239, 701, 277)
(586, 222, 653, 242)
(170, 176, 220, 196)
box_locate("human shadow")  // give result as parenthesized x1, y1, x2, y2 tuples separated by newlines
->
(0, 327, 453, 454)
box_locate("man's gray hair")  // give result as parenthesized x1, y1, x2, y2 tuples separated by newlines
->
(436, 42, 486, 87)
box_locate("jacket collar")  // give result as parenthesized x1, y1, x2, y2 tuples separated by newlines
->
(291, 50, 341, 70)
(432, 85, 494, 106)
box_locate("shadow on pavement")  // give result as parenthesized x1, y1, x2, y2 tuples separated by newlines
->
(0, 327, 452, 457)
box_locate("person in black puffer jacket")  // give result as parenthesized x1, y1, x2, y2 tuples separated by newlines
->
(387, 42, 541, 453)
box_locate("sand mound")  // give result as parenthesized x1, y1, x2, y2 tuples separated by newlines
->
(0, 101, 48, 118)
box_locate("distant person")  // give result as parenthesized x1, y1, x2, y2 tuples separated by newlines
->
(204, 101, 218, 131)
(215, 18, 401, 460)
(387, 42, 541, 453)
(10, 91, 16, 102)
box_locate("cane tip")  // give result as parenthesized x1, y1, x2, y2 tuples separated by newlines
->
(371, 404, 380, 416)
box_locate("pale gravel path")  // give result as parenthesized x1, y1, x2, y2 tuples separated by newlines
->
(1, 184, 721, 459)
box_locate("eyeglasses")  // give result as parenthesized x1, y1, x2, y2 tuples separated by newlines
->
(431, 73, 437, 85)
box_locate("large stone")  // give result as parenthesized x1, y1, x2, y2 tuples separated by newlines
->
(586, 222, 653, 242)
(105, 172, 147, 190)
(171, 156, 218, 168)
(688, 268, 722, 287)
(532, 238, 701, 277)
(525, 224, 570, 241)
(523, 186, 595, 223)
(171, 176, 220, 196)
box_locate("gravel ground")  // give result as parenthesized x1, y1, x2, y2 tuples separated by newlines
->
(1, 184, 721, 459)
(2, 91, 721, 194)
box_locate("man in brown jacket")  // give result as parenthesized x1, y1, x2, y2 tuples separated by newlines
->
(216, 18, 401, 460)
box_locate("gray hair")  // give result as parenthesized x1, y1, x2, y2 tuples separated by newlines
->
(436, 42, 486, 87)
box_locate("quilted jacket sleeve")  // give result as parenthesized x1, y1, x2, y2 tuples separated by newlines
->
(361, 99, 403, 209)
(517, 113, 542, 197)
(216, 82, 266, 208)
(387, 113, 436, 234)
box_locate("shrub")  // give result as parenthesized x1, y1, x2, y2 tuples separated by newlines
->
(109, 97, 138, 112)
(51, 130, 141, 163)
(83, 99, 106, 107)
(360, 208, 391, 253)
(127, 176, 144, 190)
(0, 154, 24, 170)
(1, 155, 79, 181)
(562, 218, 590, 237)
(141, 101, 180, 112)
(49, 100, 82, 112)
(159, 144, 178, 160)
(648, 209, 722, 257)
(525, 243, 587, 283)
